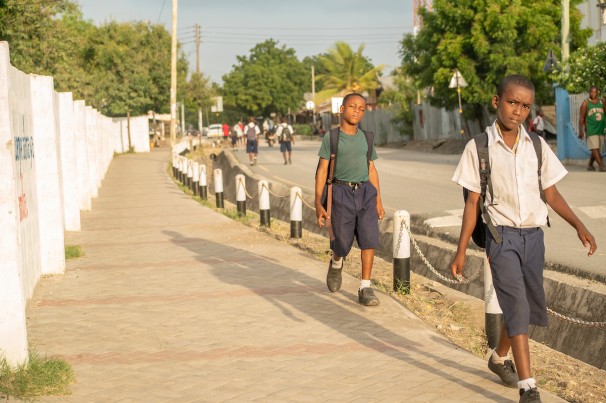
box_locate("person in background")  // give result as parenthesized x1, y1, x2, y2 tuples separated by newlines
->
(579, 85, 606, 171)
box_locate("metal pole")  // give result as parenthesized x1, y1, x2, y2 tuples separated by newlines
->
(290, 187, 302, 238)
(484, 257, 504, 349)
(562, 0, 570, 63)
(393, 210, 411, 294)
(170, 0, 178, 146)
(311, 65, 316, 129)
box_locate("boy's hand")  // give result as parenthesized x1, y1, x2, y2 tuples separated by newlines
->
(450, 252, 466, 282)
(577, 227, 597, 256)
(376, 201, 385, 220)
(316, 205, 329, 227)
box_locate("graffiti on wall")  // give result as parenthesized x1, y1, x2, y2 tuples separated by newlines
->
(15, 136, 34, 221)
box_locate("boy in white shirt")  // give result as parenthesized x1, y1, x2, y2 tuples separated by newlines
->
(450, 75, 597, 403)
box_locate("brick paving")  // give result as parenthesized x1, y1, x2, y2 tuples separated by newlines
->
(26, 148, 565, 402)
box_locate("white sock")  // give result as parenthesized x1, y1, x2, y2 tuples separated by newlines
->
(518, 378, 536, 391)
(491, 349, 509, 365)
(331, 257, 343, 269)
(359, 279, 371, 290)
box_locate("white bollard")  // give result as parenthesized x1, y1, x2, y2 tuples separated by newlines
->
(199, 163, 208, 200)
(213, 168, 224, 208)
(484, 258, 504, 349)
(235, 174, 247, 216)
(258, 179, 270, 227)
(172, 153, 178, 178)
(178, 157, 185, 183)
(290, 187, 303, 238)
(186, 159, 193, 189)
(192, 161, 199, 196)
(393, 210, 411, 294)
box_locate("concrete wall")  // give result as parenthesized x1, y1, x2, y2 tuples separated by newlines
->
(209, 149, 606, 370)
(0, 41, 145, 365)
(113, 116, 150, 153)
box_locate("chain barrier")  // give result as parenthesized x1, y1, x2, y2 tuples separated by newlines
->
(400, 220, 606, 328)
(264, 183, 289, 198)
(237, 177, 259, 199)
(296, 192, 317, 211)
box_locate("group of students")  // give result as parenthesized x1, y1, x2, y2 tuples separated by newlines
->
(226, 118, 296, 166)
(314, 76, 598, 403)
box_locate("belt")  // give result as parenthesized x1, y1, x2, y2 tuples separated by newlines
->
(332, 179, 367, 190)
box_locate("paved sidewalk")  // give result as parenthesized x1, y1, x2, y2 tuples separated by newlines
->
(27, 148, 564, 402)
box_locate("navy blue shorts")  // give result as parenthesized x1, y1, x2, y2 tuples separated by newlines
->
(246, 139, 258, 154)
(280, 141, 292, 152)
(330, 181, 380, 257)
(486, 226, 548, 337)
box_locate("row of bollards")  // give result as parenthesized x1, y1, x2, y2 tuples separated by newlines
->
(173, 153, 502, 348)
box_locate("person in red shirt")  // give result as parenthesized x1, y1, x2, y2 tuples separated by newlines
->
(222, 123, 230, 140)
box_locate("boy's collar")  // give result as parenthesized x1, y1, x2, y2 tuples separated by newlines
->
(487, 120, 531, 146)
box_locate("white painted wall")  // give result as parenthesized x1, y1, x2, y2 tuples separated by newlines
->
(73, 100, 91, 211)
(55, 92, 80, 231)
(112, 116, 150, 153)
(0, 42, 32, 365)
(30, 75, 65, 275)
(85, 106, 99, 199)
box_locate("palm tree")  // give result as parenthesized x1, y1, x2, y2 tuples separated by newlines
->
(316, 42, 384, 100)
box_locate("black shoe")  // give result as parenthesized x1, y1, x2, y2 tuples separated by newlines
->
(488, 356, 519, 388)
(519, 387, 541, 403)
(358, 287, 380, 306)
(326, 260, 342, 292)
(284, 161, 288, 165)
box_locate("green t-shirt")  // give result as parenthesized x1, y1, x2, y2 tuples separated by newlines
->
(318, 129, 378, 182)
(585, 98, 606, 136)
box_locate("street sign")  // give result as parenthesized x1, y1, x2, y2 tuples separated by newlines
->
(449, 70, 468, 88)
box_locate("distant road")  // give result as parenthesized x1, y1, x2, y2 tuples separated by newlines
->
(233, 139, 606, 280)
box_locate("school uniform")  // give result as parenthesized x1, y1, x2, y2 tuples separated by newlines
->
(452, 122, 567, 337)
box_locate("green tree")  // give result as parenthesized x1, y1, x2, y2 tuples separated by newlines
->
(222, 39, 308, 117)
(316, 42, 384, 99)
(555, 42, 606, 94)
(400, 0, 591, 123)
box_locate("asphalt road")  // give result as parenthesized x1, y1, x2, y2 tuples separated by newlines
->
(231, 138, 606, 280)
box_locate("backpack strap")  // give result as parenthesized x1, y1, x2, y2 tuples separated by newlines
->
(361, 129, 375, 169)
(324, 127, 340, 241)
(473, 132, 502, 244)
(528, 131, 550, 227)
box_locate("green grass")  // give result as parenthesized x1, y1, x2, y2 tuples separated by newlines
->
(0, 350, 74, 399)
(64, 245, 83, 260)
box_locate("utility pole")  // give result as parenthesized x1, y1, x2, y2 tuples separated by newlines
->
(562, 0, 570, 63)
(311, 65, 316, 128)
(170, 0, 178, 145)
(196, 23, 203, 132)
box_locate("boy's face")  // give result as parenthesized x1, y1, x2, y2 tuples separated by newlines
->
(492, 83, 534, 132)
(589, 87, 599, 99)
(340, 95, 366, 125)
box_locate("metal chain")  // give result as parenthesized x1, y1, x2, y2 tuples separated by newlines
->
(296, 192, 317, 211)
(547, 308, 606, 328)
(237, 177, 259, 199)
(401, 220, 483, 284)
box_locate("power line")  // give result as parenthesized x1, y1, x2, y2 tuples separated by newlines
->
(156, 0, 166, 24)
(203, 25, 412, 31)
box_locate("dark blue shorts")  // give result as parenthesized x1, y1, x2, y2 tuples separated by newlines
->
(486, 226, 548, 337)
(280, 141, 292, 152)
(330, 181, 380, 257)
(246, 139, 258, 154)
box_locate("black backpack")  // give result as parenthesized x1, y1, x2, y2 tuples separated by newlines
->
(464, 131, 549, 248)
(316, 127, 375, 209)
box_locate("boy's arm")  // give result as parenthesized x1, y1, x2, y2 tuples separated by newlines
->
(579, 100, 588, 139)
(314, 158, 330, 227)
(544, 185, 597, 256)
(450, 191, 481, 280)
(368, 161, 384, 219)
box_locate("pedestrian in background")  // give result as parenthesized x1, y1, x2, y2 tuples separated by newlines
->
(244, 117, 260, 166)
(314, 93, 385, 307)
(450, 74, 597, 403)
(276, 118, 295, 165)
(579, 85, 606, 171)
(532, 109, 545, 139)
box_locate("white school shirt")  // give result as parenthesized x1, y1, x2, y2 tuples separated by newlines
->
(533, 115, 544, 131)
(452, 121, 567, 228)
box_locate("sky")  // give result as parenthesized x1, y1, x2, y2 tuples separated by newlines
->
(77, 0, 415, 84)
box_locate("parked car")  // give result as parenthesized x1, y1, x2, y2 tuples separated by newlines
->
(206, 124, 223, 138)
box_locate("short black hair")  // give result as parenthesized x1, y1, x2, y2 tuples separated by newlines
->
(589, 85, 599, 92)
(497, 75, 535, 96)
(342, 92, 366, 106)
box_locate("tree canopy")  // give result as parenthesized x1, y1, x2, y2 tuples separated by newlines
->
(555, 42, 606, 94)
(221, 39, 308, 117)
(316, 42, 383, 100)
(400, 0, 591, 117)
